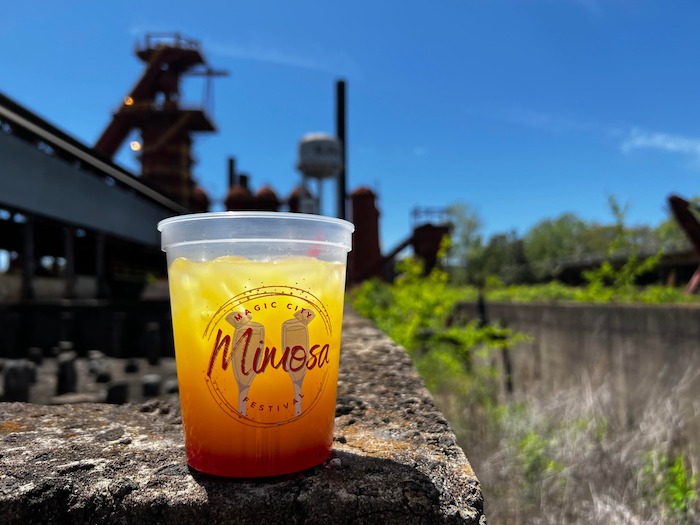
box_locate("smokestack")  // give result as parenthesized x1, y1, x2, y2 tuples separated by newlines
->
(228, 157, 237, 188)
(336, 80, 347, 220)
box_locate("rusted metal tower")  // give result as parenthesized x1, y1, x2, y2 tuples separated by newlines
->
(94, 33, 226, 211)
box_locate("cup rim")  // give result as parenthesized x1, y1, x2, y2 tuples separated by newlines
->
(157, 211, 355, 233)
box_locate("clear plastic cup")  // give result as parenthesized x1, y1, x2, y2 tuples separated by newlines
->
(158, 212, 354, 477)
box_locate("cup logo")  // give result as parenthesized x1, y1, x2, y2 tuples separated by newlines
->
(202, 285, 334, 427)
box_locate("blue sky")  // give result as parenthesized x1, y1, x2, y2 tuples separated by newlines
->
(3, 1, 700, 252)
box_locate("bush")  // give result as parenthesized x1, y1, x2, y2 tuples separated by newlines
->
(349, 252, 700, 523)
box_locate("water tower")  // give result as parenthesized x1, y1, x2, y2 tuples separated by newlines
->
(296, 133, 341, 215)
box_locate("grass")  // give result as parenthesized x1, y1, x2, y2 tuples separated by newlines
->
(348, 255, 700, 523)
(435, 368, 700, 524)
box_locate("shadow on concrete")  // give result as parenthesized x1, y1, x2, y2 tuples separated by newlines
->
(187, 449, 449, 524)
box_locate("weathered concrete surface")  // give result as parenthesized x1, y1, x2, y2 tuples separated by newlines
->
(457, 301, 700, 426)
(0, 308, 484, 524)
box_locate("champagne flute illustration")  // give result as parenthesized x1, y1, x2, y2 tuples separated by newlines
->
(226, 312, 265, 416)
(282, 309, 315, 416)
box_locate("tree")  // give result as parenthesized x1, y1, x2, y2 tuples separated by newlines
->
(523, 213, 587, 279)
(468, 231, 534, 285)
(445, 203, 483, 284)
(522, 197, 665, 281)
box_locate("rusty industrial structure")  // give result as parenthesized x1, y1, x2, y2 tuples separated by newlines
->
(668, 194, 700, 294)
(0, 32, 451, 318)
(94, 33, 225, 212)
(8, 33, 699, 360)
(4, 33, 700, 367)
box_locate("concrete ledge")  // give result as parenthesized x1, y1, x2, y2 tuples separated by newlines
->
(0, 308, 484, 524)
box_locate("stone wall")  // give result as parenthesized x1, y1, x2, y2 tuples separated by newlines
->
(456, 301, 700, 455)
(0, 307, 485, 524)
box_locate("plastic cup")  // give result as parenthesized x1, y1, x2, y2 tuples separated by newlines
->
(158, 211, 354, 477)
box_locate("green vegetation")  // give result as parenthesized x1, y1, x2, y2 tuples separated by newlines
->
(642, 452, 698, 522)
(472, 279, 697, 304)
(350, 262, 699, 522)
(349, 196, 700, 521)
(438, 195, 700, 305)
(351, 239, 526, 399)
(445, 195, 691, 288)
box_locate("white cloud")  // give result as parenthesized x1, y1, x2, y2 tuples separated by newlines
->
(206, 40, 362, 79)
(208, 41, 321, 70)
(504, 108, 594, 134)
(124, 28, 361, 78)
(621, 128, 700, 164)
(503, 106, 700, 168)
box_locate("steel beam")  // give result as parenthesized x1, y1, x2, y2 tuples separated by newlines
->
(0, 131, 177, 246)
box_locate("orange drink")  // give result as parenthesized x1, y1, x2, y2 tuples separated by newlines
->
(158, 212, 354, 477)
